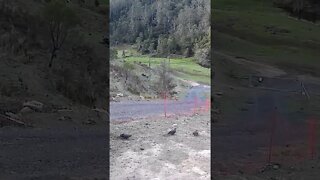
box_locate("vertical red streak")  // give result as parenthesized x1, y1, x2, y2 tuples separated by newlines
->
(308, 118, 317, 159)
(194, 95, 198, 114)
(268, 110, 277, 163)
(164, 92, 167, 118)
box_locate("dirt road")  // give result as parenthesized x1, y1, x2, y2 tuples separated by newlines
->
(213, 53, 320, 178)
(0, 126, 109, 179)
(110, 85, 210, 121)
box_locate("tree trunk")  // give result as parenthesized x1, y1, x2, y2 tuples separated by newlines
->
(49, 47, 57, 68)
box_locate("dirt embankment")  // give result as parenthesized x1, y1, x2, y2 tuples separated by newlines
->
(0, 1, 109, 178)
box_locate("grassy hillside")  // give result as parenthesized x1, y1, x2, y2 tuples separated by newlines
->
(213, 0, 320, 76)
(117, 49, 211, 85)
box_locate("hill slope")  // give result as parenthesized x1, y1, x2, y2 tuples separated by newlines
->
(213, 0, 320, 76)
(0, 0, 108, 127)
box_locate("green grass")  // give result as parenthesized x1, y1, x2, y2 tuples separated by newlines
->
(115, 49, 211, 85)
(213, 0, 320, 76)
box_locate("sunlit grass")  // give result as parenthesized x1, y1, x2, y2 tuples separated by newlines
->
(115, 47, 210, 85)
(124, 56, 211, 85)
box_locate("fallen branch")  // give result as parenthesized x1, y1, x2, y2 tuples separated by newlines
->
(0, 114, 26, 127)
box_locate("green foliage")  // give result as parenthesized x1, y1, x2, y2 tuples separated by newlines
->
(124, 55, 211, 84)
(123, 61, 135, 71)
(110, 48, 118, 60)
(195, 48, 211, 68)
(157, 61, 176, 95)
(110, 0, 210, 57)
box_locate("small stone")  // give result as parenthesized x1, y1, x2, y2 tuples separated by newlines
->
(216, 92, 223, 96)
(120, 133, 132, 140)
(116, 93, 124, 97)
(83, 119, 96, 125)
(59, 116, 72, 121)
(193, 130, 199, 136)
(272, 163, 281, 170)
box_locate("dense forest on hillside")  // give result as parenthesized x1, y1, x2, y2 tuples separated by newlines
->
(110, 0, 210, 59)
(273, 0, 320, 22)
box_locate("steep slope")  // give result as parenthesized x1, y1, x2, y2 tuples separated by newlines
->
(0, 0, 108, 126)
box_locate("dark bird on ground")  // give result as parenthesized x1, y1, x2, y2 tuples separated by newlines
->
(167, 128, 176, 135)
(120, 133, 132, 140)
(193, 130, 199, 136)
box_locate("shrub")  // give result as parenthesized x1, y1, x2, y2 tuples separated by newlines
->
(195, 48, 211, 68)
(156, 61, 176, 96)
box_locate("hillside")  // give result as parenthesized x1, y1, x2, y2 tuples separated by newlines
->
(213, 0, 320, 76)
(0, 0, 108, 127)
(110, 0, 211, 68)
(110, 0, 211, 101)
(212, 0, 320, 179)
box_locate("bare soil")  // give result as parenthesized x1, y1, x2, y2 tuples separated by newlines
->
(110, 113, 211, 180)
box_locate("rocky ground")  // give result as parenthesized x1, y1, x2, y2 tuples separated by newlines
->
(110, 113, 211, 180)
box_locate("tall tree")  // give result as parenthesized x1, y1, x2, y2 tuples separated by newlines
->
(43, 0, 80, 67)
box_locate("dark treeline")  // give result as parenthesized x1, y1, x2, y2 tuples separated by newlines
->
(110, 0, 210, 59)
(273, 0, 320, 22)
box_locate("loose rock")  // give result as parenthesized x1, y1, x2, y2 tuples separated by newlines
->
(23, 100, 43, 112)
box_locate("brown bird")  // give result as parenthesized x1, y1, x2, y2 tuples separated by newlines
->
(193, 130, 199, 136)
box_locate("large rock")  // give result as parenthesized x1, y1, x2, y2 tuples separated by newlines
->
(19, 107, 34, 114)
(23, 100, 43, 112)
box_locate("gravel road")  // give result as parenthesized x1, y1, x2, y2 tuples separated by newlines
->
(213, 78, 320, 177)
(110, 84, 211, 121)
(0, 126, 109, 179)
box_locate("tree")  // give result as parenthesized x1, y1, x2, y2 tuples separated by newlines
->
(292, 0, 305, 19)
(123, 61, 134, 84)
(110, 48, 118, 60)
(95, 0, 100, 7)
(157, 60, 176, 96)
(110, 0, 210, 56)
(43, 0, 80, 68)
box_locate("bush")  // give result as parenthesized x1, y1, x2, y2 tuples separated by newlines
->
(195, 48, 211, 68)
(156, 61, 176, 96)
(52, 43, 108, 108)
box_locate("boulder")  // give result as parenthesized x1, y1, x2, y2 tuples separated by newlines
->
(23, 100, 43, 112)
(19, 107, 34, 114)
(116, 93, 124, 97)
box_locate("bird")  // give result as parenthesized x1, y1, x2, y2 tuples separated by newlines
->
(164, 124, 177, 136)
(119, 133, 132, 140)
(167, 128, 176, 135)
(193, 130, 199, 136)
